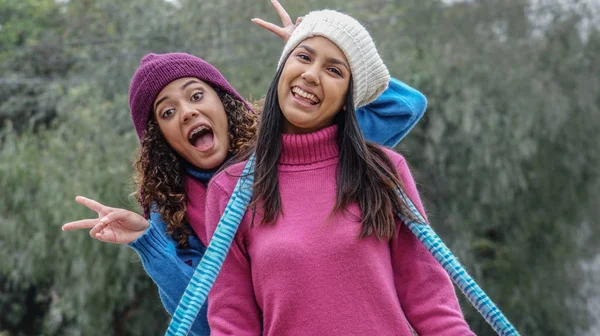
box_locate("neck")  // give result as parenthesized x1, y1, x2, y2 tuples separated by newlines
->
(279, 125, 339, 166)
(282, 120, 335, 135)
(184, 152, 234, 183)
(184, 163, 219, 184)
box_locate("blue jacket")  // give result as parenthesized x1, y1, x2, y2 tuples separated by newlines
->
(128, 78, 427, 335)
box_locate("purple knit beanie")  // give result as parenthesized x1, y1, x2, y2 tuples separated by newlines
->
(129, 52, 254, 140)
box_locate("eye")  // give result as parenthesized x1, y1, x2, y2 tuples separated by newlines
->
(161, 108, 175, 119)
(296, 53, 311, 62)
(191, 91, 204, 102)
(328, 67, 343, 76)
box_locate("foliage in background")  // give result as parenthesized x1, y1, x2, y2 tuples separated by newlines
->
(1, 0, 599, 334)
(0, 85, 167, 335)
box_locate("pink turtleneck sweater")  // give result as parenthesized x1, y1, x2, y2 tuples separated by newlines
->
(205, 125, 474, 336)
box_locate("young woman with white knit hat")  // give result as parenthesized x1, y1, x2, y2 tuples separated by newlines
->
(205, 9, 474, 335)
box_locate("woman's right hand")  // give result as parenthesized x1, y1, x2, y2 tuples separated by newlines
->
(251, 0, 303, 42)
(62, 196, 150, 245)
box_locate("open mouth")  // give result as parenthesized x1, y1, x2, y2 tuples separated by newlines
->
(188, 124, 214, 151)
(291, 86, 320, 105)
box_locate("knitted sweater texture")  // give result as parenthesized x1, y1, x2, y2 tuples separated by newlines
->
(205, 125, 474, 336)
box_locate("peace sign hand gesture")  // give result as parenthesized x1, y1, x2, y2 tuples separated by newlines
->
(62, 196, 150, 245)
(252, 0, 303, 42)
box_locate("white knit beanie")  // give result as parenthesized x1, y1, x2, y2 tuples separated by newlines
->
(277, 9, 390, 108)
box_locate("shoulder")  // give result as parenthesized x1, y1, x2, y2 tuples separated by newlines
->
(378, 146, 408, 168)
(374, 146, 414, 181)
(208, 160, 250, 198)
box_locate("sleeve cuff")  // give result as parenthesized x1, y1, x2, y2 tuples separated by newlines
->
(128, 222, 175, 262)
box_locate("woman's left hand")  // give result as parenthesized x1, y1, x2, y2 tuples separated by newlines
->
(62, 196, 150, 245)
(251, 0, 303, 42)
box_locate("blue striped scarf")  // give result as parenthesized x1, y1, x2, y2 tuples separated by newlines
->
(166, 155, 519, 336)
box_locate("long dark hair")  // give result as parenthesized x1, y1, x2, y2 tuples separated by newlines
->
(134, 91, 258, 248)
(251, 63, 420, 240)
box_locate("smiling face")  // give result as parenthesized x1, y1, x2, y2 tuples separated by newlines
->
(153, 77, 229, 170)
(277, 36, 351, 134)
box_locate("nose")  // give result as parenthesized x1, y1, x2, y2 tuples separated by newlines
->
(181, 107, 199, 124)
(301, 67, 320, 86)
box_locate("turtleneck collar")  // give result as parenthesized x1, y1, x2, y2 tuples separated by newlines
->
(185, 166, 217, 183)
(183, 152, 236, 184)
(279, 125, 339, 166)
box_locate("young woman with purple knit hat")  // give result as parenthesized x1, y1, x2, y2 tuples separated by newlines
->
(205, 9, 475, 335)
(62, 2, 428, 335)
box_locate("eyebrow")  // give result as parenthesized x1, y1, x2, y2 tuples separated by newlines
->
(181, 79, 201, 90)
(154, 80, 203, 112)
(154, 96, 168, 112)
(297, 45, 350, 72)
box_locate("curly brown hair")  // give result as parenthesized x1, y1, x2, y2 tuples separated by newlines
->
(133, 90, 259, 248)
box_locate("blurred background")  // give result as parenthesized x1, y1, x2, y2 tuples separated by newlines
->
(1, 0, 599, 335)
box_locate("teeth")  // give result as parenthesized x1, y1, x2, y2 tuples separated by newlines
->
(189, 125, 208, 140)
(292, 87, 320, 103)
